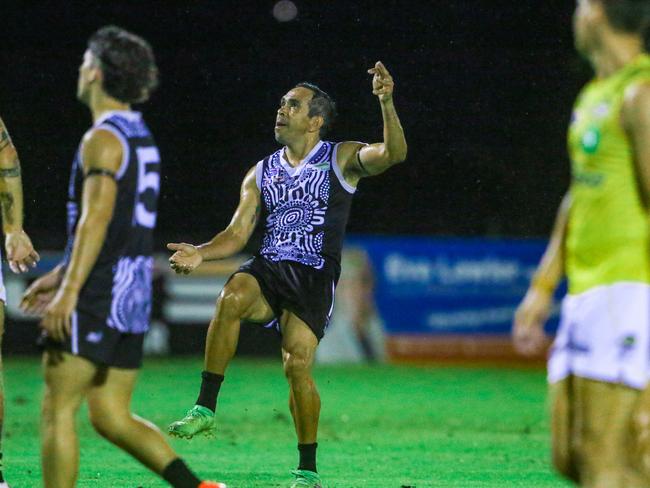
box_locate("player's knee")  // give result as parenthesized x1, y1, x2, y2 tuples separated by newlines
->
(41, 392, 75, 427)
(216, 281, 253, 319)
(41, 397, 57, 425)
(283, 349, 313, 380)
(88, 407, 127, 441)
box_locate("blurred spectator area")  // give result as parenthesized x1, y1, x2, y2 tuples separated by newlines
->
(3, 238, 560, 363)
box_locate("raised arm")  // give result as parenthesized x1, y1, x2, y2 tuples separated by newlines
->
(168, 166, 261, 274)
(513, 192, 571, 356)
(0, 117, 39, 273)
(339, 61, 407, 187)
(41, 128, 122, 340)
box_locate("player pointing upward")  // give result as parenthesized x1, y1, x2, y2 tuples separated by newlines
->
(167, 61, 407, 487)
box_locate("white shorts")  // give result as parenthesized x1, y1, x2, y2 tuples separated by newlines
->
(548, 282, 650, 389)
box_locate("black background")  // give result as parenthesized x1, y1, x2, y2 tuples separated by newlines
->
(0, 0, 588, 251)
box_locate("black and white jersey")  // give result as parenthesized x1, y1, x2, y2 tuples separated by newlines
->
(63, 111, 160, 334)
(255, 141, 355, 270)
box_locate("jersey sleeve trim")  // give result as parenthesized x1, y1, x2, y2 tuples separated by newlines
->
(332, 143, 357, 194)
(95, 124, 130, 181)
(255, 159, 264, 191)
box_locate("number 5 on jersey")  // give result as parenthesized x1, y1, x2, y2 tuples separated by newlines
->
(134, 146, 160, 229)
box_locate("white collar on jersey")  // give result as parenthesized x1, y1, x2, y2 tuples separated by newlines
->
(94, 110, 142, 127)
(279, 140, 324, 177)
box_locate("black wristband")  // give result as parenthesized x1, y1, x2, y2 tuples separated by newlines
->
(356, 149, 369, 175)
(85, 168, 117, 180)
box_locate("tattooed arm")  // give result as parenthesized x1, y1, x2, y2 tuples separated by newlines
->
(0, 117, 39, 273)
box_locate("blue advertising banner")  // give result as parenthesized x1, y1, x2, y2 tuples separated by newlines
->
(349, 236, 562, 336)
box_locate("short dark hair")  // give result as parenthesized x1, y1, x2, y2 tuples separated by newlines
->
(601, 0, 650, 40)
(295, 82, 337, 137)
(88, 25, 159, 104)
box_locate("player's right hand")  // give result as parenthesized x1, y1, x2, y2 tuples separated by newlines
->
(167, 242, 203, 275)
(20, 269, 62, 316)
(368, 61, 394, 103)
(512, 288, 552, 357)
(5, 230, 40, 273)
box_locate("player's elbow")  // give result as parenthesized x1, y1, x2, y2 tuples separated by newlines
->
(388, 144, 407, 165)
(0, 145, 18, 170)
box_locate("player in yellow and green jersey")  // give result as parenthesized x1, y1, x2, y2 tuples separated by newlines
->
(513, 1, 650, 486)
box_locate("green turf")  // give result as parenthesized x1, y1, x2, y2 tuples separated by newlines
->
(2, 357, 570, 487)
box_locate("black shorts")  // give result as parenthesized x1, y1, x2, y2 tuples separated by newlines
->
(42, 309, 145, 369)
(234, 256, 339, 341)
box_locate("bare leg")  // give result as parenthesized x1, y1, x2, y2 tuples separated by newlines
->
(629, 382, 650, 486)
(0, 304, 6, 480)
(281, 313, 320, 444)
(41, 352, 96, 488)
(549, 377, 580, 483)
(87, 367, 176, 474)
(204, 273, 274, 375)
(573, 377, 639, 488)
(169, 273, 276, 439)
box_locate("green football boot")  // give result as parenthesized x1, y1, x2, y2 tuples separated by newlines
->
(168, 405, 216, 439)
(290, 470, 323, 488)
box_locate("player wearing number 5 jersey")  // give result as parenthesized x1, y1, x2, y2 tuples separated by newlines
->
(20, 26, 225, 488)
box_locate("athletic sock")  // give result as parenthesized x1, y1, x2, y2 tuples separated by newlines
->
(195, 371, 224, 412)
(358, 335, 376, 362)
(0, 451, 5, 482)
(162, 458, 201, 488)
(298, 443, 318, 473)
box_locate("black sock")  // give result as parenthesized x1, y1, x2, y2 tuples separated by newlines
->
(195, 371, 224, 412)
(358, 335, 376, 362)
(298, 443, 318, 472)
(0, 451, 4, 482)
(162, 458, 201, 488)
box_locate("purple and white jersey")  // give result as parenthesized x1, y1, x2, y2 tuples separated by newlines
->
(256, 141, 356, 269)
(63, 111, 160, 334)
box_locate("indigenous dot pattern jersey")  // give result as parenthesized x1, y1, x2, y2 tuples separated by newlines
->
(63, 111, 161, 333)
(567, 55, 650, 294)
(255, 141, 356, 270)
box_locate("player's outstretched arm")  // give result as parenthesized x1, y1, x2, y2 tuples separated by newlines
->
(20, 264, 64, 316)
(512, 193, 570, 356)
(338, 61, 407, 186)
(0, 117, 39, 273)
(168, 166, 261, 274)
(41, 128, 121, 341)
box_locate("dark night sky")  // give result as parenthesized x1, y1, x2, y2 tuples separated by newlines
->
(0, 1, 588, 251)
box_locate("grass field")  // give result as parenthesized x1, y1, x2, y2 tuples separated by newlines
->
(2, 357, 571, 487)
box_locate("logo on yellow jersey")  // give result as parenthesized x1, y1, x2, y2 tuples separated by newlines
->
(581, 126, 601, 154)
